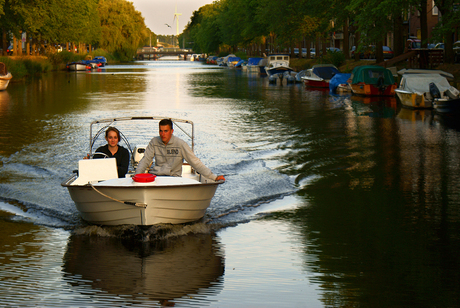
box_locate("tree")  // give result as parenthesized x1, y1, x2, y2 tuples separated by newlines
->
(98, 0, 149, 60)
(433, 0, 460, 63)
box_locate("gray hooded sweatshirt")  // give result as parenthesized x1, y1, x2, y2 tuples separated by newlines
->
(135, 135, 217, 180)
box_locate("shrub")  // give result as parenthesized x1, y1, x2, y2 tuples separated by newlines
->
(321, 50, 346, 67)
(0, 57, 28, 79)
(234, 51, 248, 60)
(47, 51, 81, 66)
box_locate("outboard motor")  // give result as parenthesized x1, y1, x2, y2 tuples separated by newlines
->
(429, 82, 441, 99)
(376, 76, 386, 93)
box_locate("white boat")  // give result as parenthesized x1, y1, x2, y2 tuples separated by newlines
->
(67, 62, 89, 71)
(0, 62, 12, 90)
(395, 73, 460, 109)
(61, 116, 224, 226)
(264, 54, 293, 76)
(301, 64, 340, 88)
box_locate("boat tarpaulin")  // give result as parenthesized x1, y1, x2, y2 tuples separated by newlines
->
(329, 73, 351, 93)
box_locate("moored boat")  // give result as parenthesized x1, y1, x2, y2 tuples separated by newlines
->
(67, 62, 90, 71)
(349, 65, 397, 96)
(0, 62, 12, 91)
(302, 64, 340, 88)
(395, 71, 459, 112)
(264, 54, 293, 76)
(93, 56, 107, 67)
(246, 57, 264, 73)
(61, 116, 224, 226)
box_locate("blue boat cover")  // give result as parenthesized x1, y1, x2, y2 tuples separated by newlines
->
(227, 57, 241, 63)
(329, 73, 351, 93)
(313, 66, 340, 80)
(235, 60, 247, 67)
(247, 57, 264, 65)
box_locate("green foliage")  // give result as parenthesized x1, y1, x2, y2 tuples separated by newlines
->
(91, 49, 115, 62)
(321, 50, 346, 68)
(0, 57, 51, 79)
(47, 51, 82, 66)
(98, 0, 149, 60)
(23, 59, 51, 75)
(234, 51, 248, 60)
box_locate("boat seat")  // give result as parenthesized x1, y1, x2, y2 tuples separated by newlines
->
(73, 158, 118, 185)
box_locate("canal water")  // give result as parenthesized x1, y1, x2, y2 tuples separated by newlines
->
(0, 59, 459, 307)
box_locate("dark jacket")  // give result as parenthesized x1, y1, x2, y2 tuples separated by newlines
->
(95, 144, 130, 178)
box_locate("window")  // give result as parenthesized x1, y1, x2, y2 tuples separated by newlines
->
(432, 1, 438, 15)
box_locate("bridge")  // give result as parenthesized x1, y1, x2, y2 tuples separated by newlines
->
(136, 47, 192, 60)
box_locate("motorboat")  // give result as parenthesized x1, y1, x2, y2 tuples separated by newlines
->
(227, 56, 241, 68)
(93, 56, 107, 67)
(0, 62, 12, 90)
(301, 64, 340, 88)
(395, 73, 459, 109)
(61, 116, 224, 226)
(264, 54, 293, 76)
(349, 65, 397, 96)
(246, 57, 264, 73)
(82, 55, 107, 69)
(67, 61, 90, 71)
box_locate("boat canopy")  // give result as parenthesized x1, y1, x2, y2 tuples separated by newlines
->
(329, 73, 351, 93)
(227, 56, 241, 63)
(312, 65, 340, 80)
(351, 65, 395, 85)
(247, 57, 264, 66)
(400, 73, 452, 94)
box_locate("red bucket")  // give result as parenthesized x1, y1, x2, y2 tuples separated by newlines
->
(133, 173, 156, 183)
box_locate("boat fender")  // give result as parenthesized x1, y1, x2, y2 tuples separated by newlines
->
(429, 82, 441, 98)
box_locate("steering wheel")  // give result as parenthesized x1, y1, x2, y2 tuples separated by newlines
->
(89, 152, 110, 159)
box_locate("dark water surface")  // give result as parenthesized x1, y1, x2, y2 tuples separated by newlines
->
(0, 60, 459, 307)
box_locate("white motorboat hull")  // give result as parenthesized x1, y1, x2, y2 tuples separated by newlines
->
(63, 175, 220, 225)
(395, 89, 433, 109)
(68, 63, 88, 71)
(0, 72, 12, 90)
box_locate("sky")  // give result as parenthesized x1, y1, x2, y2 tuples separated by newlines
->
(130, 0, 214, 36)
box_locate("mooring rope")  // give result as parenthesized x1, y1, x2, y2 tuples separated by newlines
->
(89, 183, 147, 208)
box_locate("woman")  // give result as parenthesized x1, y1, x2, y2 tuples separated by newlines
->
(94, 127, 130, 178)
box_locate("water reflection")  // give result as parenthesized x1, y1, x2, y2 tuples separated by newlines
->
(349, 95, 399, 118)
(63, 232, 225, 304)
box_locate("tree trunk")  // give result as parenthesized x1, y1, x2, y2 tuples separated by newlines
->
(343, 19, 349, 59)
(420, 0, 428, 48)
(376, 40, 384, 63)
(2, 30, 6, 56)
(321, 36, 327, 57)
(354, 32, 360, 61)
(393, 14, 404, 56)
(13, 37, 17, 56)
(315, 35, 320, 59)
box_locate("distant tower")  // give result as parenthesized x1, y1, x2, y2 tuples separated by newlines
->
(173, 5, 182, 36)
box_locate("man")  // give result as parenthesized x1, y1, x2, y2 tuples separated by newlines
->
(135, 119, 225, 181)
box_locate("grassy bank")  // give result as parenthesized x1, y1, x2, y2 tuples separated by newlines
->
(2, 49, 115, 81)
